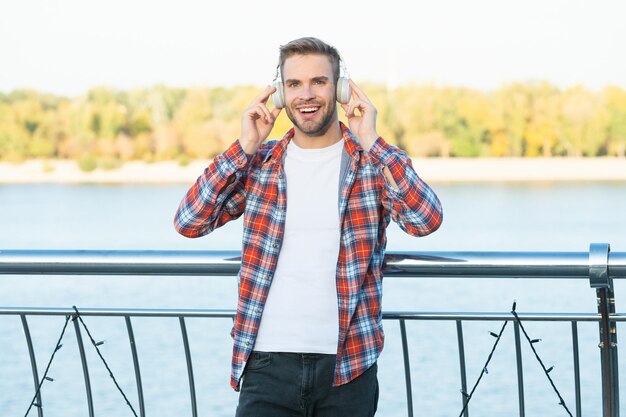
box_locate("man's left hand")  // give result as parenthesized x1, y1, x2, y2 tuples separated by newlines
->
(341, 80, 379, 151)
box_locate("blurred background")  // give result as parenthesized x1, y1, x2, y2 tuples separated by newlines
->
(1, 0, 626, 167)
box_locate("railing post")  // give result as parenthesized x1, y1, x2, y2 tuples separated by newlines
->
(179, 317, 198, 417)
(513, 321, 525, 417)
(455, 320, 469, 417)
(399, 320, 414, 417)
(20, 315, 44, 417)
(125, 317, 145, 417)
(589, 243, 619, 417)
(73, 315, 95, 417)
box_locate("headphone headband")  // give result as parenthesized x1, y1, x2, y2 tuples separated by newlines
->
(273, 54, 348, 83)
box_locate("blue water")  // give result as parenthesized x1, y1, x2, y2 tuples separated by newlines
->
(1, 182, 625, 416)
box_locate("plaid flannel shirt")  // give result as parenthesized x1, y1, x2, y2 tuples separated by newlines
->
(174, 122, 443, 391)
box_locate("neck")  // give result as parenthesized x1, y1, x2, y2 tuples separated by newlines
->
(292, 119, 342, 149)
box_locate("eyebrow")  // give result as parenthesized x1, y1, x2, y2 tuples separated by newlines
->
(284, 76, 330, 84)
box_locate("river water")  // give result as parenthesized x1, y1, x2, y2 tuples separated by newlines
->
(1, 182, 625, 416)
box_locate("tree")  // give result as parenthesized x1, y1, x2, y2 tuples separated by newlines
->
(559, 86, 608, 156)
(604, 86, 626, 157)
(524, 82, 560, 157)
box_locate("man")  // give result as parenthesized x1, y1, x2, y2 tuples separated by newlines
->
(174, 37, 443, 417)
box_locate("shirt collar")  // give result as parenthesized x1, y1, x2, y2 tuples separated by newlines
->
(263, 121, 362, 164)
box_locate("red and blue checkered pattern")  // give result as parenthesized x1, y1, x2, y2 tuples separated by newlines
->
(174, 123, 443, 390)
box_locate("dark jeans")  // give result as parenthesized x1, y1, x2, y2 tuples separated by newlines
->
(236, 352, 379, 417)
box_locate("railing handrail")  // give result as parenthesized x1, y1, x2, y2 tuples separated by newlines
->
(1, 249, 625, 278)
(1, 306, 625, 321)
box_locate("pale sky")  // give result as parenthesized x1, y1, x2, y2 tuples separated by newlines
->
(1, 0, 625, 96)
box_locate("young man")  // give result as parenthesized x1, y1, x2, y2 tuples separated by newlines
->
(174, 37, 443, 417)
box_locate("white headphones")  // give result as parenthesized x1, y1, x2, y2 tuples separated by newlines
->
(271, 57, 351, 109)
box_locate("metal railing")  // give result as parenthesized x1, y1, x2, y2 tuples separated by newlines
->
(1, 244, 624, 417)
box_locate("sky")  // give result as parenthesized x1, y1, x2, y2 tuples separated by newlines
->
(1, 0, 625, 97)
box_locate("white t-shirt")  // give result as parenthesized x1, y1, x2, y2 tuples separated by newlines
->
(253, 138, 343, 354)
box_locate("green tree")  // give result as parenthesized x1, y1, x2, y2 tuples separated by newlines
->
(493, 83, 531, 157)
(604, 86, 626, 156)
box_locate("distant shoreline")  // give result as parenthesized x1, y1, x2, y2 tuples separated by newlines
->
(1, 158, 626, 184)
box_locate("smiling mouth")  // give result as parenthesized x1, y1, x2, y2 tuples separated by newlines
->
(297, 106, 320, 115)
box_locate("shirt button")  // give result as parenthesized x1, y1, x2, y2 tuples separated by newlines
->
(278, 173, 283, 178)
(245, 341, 250, 347)
(272, 243, 278, 248)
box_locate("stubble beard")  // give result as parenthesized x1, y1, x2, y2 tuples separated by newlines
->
(285, 100, 337, 137)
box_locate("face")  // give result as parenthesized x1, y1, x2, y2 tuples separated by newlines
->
(281, 54, 338, 137)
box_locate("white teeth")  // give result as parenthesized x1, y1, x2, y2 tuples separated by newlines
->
(299, 107, 319, 113)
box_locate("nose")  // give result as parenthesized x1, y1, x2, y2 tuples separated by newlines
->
(298, 83, 315, 101)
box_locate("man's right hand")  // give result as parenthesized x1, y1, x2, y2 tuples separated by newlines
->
(239, 85, 282, 155)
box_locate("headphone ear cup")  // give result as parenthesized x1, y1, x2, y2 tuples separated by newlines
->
(271, 81, 285, 109)
(336, 77, 351, 104)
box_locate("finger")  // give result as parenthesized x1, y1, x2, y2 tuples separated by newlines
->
(244, 104, 268, 121)
(345, 101, 357, 117)
(255, 103, 272, 124)
(346, 102, 355, 117)
(270, 107, 282, 119)
(244, 108, 262, 121)
(349, 79, 370, 101)
(341, 103, 353, 118)
(345, 99, 365, 117)
(253, 85, 277, 105)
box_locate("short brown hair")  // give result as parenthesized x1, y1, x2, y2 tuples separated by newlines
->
(278, 37, 341, 84)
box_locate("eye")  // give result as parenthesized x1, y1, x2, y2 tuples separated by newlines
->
(287, 81, 299, 88)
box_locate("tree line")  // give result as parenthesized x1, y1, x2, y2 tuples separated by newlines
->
(1, 82, 625, 169)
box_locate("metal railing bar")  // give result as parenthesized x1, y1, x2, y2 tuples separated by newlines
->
(20, 314, 44, 417)
(0, 250, 241, 276)
(1, 250, 625, 278)
(0, 307, 236, 318)
(4, 308, 625, 322)
(179, 317, 198, 417)
(399, 319, 414, 417)
(73, 318, 95, 417)
(455, 320, 469, 417)
(513, 321, 525, 417)
(382, 312, 625, 322)
(571, 321, 582, 417)
(386, 251, 626, 279)
(125, 317, 145, 417)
